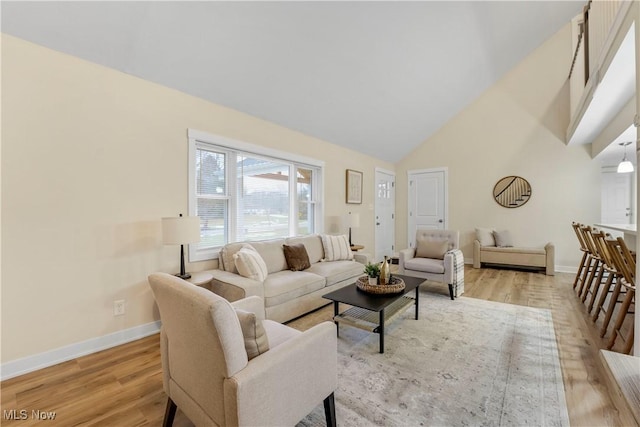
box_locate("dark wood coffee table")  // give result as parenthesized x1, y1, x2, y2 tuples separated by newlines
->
(322, 274, 424, 353)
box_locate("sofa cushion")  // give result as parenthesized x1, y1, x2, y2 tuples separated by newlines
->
(476, 228, 496, 247)
(263, 271, 326, 307)
(493, 230, 514, 248)
(234, 247, 268, 282)
(250, 240, 289, 274)
(285, 235, 324, 264)
(221, 242, 251, 273)
(321, 234, 354, 261)
(283, 243, 311, 271)
(404, 257, 445, 274)
(306, 260, 363, 286)
(221, 239, 288, 274)
(416, 239, 448, 259)
(235, 309, 269, 360)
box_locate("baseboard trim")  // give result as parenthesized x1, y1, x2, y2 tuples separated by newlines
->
(1, 320, 161, 381)
(555, 265, 578, 274)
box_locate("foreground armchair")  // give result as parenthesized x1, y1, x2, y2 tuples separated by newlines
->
(148, 272, 337, 427)
(398, 229, 463, 300)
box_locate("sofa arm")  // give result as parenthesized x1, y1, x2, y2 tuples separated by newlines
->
(544, 242, 555, 276)
(473, 240, 481, 268)
(443, 251, 455, 284)
(398, 248, 415, 274)
(207, 269, 265, 302)
(231, 296, 266, 321)
(224, 322, 337, 426)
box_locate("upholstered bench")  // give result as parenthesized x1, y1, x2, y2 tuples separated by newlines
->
(472, 228, 555, 275)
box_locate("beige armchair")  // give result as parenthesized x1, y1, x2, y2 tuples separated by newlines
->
(398, 229, 462, 300)
(148, 273, 337, 427)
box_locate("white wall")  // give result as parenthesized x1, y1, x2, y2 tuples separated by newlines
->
(396, 23, 602, 271)
(1, 34, 392, 367)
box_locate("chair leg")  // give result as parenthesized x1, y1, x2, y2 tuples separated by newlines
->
(573, 251, 588, 289)
(448, 284, 454, 300)
(323, 392, 336, 427)
(163, 397, 177, 427)
(607, 288, 634, 351)
(581, 261, 600, 303)
(587, 269, 608, 313)
(577, 257, 596, 297)
(592, 273, 615, 322)
(600, 280, 624, 337)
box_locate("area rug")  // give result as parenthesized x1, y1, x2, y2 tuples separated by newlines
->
(298, 290, 570, 427)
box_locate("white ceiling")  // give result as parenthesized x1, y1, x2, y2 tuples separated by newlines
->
(2, 1, 584, 162)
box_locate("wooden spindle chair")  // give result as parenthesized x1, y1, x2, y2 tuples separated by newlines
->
(592, 235, 624, 329)
(577, 226, 602, 302)
(571, 222, 591, 290)
(602, 237, 635, 354)
(586, 231, 616, 314)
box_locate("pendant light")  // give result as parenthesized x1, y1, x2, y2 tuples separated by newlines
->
(617, 141, 634, 173)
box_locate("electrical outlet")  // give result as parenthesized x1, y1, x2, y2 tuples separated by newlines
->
(114, 300, 125, 316)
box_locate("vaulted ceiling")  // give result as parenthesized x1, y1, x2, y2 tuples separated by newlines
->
(2, 1, 583, 162)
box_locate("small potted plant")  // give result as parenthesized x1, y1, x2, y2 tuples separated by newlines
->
(363, 262, 380, 285)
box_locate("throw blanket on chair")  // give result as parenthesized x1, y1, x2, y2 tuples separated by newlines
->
(448, 249, 465, 297)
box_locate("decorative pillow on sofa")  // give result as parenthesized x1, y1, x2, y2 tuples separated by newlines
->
(493, 230, 514, 248)
(415, 239, 449, 259)
(320, 234, 354, 261)
(282, 243, 311, 271)
(233, 246, 268, 282)
(235, 309, 269, 360)
(476, 228, 496, 247)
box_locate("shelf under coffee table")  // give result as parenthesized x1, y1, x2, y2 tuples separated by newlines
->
(322, 274, 424, 353)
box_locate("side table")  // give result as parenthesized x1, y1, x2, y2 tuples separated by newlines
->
(187, 272, 213, 290)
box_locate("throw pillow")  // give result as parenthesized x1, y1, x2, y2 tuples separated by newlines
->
(234, 247, 268, 281)
(415, 239, 449, 259)
(321, 234, 354, 261)
(476, 228, 496, 247)
(493, 230, 514, 247)
(282, 243, 311, 271)
(235, 309, 269, 360)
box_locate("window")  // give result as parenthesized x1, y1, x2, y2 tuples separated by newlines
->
(188, 129, 323, 261)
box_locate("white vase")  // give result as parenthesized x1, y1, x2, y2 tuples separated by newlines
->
(368, 276, 378, 286)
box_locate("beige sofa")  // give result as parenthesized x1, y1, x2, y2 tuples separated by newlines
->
(473, 240, 555, 275)
(205, 235, 367, 323)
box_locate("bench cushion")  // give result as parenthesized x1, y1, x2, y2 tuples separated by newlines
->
(480, 246, 546, 267)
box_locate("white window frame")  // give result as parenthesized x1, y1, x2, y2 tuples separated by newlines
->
(187, 129, 324, 262)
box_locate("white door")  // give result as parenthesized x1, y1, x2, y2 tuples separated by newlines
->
(407, 168, 447, 249)
(601, 171, 633, 224)
(375, 169, 395, 262)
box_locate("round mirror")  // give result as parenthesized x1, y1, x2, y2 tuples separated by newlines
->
(493, 176, 531, 208)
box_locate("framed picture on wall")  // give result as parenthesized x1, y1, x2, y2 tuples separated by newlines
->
(346, 169, 363, 204)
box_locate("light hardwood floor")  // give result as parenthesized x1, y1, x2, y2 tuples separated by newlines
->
(1, 266, 634, 426)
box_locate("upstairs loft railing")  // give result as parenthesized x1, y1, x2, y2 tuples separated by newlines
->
(568, 0, 627, 119)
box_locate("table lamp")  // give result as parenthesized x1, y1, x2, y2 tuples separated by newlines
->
(162, 214, 201, 279)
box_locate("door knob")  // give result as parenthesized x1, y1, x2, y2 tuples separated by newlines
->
(438, 219, 443, 223)
(376, 222, 380, 225)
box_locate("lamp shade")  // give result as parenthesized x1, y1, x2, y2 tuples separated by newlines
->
(348, 213, 360, 228)
(617, 160, 634, 173)
(162, 216, 201, 245)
